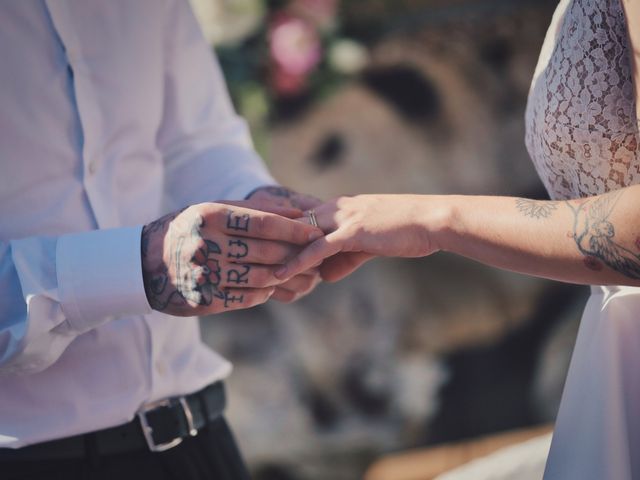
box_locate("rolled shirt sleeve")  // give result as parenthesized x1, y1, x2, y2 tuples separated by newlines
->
(0, 227, 150, 375)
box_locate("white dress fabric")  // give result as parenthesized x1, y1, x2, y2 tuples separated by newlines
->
(434, 433, 552, 480)
(526, 0, 640, 478)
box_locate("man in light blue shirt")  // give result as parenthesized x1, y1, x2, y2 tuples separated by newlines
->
(0, 1, 324, 478)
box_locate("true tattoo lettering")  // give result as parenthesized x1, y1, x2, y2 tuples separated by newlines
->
(227, 239, 249, 259)
(224, 292, 244, 308)
(226, 210, 250, 231)
(226, 265, 251, 285)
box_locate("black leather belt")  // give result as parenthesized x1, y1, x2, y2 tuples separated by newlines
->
(0, 381, 226, 461)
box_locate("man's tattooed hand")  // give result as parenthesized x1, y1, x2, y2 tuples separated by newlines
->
(141, 202, 323, 316)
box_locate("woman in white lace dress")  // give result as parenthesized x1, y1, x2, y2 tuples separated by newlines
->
(276, 1, 640, 478)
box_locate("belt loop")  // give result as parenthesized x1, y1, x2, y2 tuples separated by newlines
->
(198, 389, 210, 427)
(198, 382, 225, 424)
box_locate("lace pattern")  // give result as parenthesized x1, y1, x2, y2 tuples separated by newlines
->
(525, 0, 640, 200)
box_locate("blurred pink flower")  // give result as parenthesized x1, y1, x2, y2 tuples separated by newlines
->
(269, 12, 322, 95)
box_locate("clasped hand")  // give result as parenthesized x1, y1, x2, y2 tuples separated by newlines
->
(141, 200, 323, 316)
(142, 192, 442, 316)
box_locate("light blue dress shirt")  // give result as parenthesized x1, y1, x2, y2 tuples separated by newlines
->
(0, 0, 275, 447)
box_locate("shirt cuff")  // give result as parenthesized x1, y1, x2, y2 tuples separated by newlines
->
(57, 226, 151, 333)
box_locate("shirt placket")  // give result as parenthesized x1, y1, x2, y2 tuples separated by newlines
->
(43, 1, 158, 400)
(43, 1, 116, 229)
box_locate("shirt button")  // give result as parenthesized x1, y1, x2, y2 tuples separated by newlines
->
(87, 161, 97, 175)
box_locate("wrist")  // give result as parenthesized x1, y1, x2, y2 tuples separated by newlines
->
(141, 211, 178, 310)
(141, 223, 159, 308)
(434, 195, 467, 254)
(413, 195, 458, 254)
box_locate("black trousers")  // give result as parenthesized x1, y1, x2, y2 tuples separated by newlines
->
(2, 417, 251, 480)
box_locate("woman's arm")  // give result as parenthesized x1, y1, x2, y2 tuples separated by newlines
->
(277, 2, 640, 285)
(276, 185, 640, 287)
(443, 186, 640, 286)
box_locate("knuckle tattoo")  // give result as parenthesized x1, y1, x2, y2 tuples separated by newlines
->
(226, 209, 250, 232)
(223, 291, 244, 308)
(227, 238, 249, 259)
(142, 212, 251, 314)
(226, 265, 251, 285)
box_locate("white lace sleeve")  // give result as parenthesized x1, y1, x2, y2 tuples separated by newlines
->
(525, 0, 640, 200)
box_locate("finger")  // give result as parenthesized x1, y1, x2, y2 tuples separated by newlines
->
(215, 206, 324, 245)
(219, 264, 281, 289)
(271, 270, 322, 303)
(270, 287, 299, 303)
(219, 200, 303, 219)
(320, 252, 375, 282)
(277, 271, 321, 295)
(217, 287, 276, 312)
(275, 232, 343, 279)
(297, 206, 338, 233)
(225, 237, 300, 265)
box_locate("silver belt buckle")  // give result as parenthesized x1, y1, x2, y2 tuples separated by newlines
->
(137, 396, 198, 452)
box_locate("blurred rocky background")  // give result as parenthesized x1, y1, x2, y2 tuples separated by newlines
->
(190, 0, 587, 478)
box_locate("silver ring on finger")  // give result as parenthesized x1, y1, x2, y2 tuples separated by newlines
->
(307, 209, 319, 228)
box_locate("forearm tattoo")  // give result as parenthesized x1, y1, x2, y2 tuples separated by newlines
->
(515, 198, 559, 219)
(565, 190, 640, 279)
(514, 191, 640, 279)
(142, 209, 253, 312)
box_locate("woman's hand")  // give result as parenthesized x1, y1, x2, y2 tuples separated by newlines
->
(276, 194, 449, 280)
